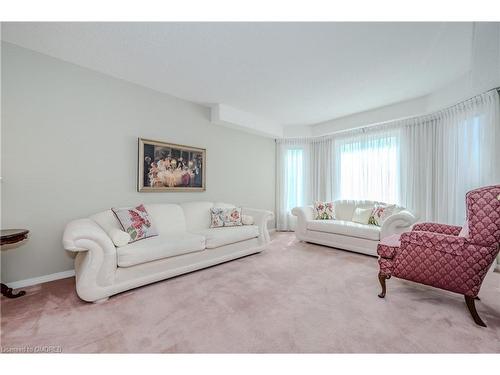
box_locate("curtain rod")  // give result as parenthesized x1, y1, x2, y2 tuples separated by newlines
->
(280, 87, 500, 142)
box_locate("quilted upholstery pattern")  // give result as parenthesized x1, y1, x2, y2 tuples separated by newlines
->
(400, 231, 466, 256)
(466, 185, 500, 246)
(378, 257, 394, 277)
(377, 234, 401, 259)
(394, 238, 498, 296)
(377, 234, 401, 277)
(411, 222, 462, 236)
(377, 185, 500, 297)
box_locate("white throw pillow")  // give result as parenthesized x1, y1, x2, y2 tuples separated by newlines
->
(109, 228, 131, 247)
(352, 207, 373, 225)
(242, 215, 254, 225)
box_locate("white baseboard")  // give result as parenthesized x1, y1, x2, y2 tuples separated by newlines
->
(7, 269, 75, 289)
(268, 228, 277, 234)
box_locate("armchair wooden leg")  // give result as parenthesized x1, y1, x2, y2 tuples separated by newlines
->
(465, 295, 486, 327)
(378, 273, 389, 298)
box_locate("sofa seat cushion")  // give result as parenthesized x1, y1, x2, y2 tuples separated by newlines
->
(197, 225, 259, 249)
(307, 220, 380, 241)
(117, 233, 205, 267)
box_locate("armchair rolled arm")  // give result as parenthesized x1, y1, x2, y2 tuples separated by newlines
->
(241, 207, 274, 244)
(411, 222, 462, 236)
(380, 209, 417, 239)
(400, 230, 466, 256)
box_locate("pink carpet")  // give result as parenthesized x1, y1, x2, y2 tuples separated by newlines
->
(1, 233, 500, 353)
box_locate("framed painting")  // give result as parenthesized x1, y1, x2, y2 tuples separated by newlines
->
(138, 138, 206, 192)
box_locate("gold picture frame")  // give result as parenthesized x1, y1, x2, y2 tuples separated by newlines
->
(138, 138, 206, 192)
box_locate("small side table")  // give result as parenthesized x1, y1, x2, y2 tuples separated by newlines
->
(1, 229, 29, 298)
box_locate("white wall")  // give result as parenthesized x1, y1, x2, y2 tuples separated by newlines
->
(1, 42, 276, 284)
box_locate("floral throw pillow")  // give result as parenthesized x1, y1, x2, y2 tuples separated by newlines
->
(368, 204, 396, 226)
(223, 207, 242, 226)
(210, 207, 242, 227)
(112, 204, 158, 243)
(314, 201, 335, 220)
(210, 208, 225, 228)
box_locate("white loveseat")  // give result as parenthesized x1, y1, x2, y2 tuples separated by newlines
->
(292, 200, 416, 256)
(63, 202, 273, 302)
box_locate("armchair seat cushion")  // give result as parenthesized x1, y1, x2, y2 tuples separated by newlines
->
(117, 233, 205, 267)
(307, 220, 380, 241)
(196, 225, 259, 249)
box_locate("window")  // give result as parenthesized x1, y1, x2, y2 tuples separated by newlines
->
(335, 134, 399, 203)
(285, 148, 304, 211)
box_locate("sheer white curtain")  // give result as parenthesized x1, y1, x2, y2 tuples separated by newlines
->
(400, 90, 500, 224)
(333, 127, 401, 203)
(276, 138, 334, 230)
(276, 89, 499, 231)
(311, 138, 334, 203)
(276, 139, 311, 231)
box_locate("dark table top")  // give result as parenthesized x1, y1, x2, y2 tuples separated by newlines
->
(1, 229, 29, 244)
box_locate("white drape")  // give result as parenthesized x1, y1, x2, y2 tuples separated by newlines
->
(333, 127, 401, 203)
(276, 89, 500, 230)
(276, 139, 311, 231)
(311, 138, 334, 203)
(400, 90, 500, 224)
(276, 138, 334, 230)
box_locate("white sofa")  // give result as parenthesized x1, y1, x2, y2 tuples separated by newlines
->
(63, 201, 273, 302)
(292, 200, 417, 256)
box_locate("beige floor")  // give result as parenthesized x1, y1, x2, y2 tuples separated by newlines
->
(1, 232, 500, 353)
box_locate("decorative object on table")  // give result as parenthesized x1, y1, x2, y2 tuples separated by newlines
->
(138, 138, 205, 192)
(377, 185, 500, 327)
(112, 204, 158, 243)
(313, 201, 335, 220)
(1, 229, 29, 298)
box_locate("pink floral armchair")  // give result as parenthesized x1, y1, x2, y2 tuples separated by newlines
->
(377, 185, 500, 327)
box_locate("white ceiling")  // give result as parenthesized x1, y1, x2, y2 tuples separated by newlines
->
(2, 22, 473, 131)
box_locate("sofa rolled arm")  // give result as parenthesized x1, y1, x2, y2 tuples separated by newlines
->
(411, 222, 462, 236)
(291, 206, 314, 221)
(63, 218, 116, 254)
(63, 218, 117, 300)
(380, 209, 417, 239)
(291, 206, 314, 238)
(241, 208, 274, 244)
